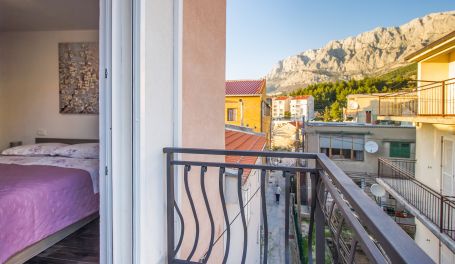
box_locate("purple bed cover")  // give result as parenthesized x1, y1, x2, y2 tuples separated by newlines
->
(0, 163, 99, 263)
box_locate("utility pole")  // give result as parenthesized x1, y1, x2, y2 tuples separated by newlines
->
(295, 115, 305, 222)
(239, 99, 244, 127)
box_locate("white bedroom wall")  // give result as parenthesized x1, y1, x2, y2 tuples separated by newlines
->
(0, 30, 99, 150)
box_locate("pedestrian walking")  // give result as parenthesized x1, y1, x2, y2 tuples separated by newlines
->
(275, 184, 281, 204)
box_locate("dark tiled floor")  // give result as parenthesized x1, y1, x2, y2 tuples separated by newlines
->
(26, 219, 99, 264)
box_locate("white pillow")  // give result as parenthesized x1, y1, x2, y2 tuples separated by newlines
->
(2, 143, 68, 156)
(52, 143, 99, 159)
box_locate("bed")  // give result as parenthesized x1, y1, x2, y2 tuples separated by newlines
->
(0, 138, 100, 264)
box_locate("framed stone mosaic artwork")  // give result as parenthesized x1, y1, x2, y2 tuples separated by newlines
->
(59, 42, 99, 114)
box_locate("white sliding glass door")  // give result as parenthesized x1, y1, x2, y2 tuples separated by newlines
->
(100, 0, 134, 263)
(442, 139, 455, 196)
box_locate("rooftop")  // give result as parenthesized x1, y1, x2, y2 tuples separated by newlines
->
(307, 121, 415, 129)
(225, 79, 265, 96)
(347, 93, 391, 98)
(292, 95, 312, 100)
(406, 30, 455, 62)
(225, 128, 266, 178)
(287, 121, 303, 127)
(273, 96, 289, 100)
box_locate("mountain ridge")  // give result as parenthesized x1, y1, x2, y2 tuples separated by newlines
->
(266, 11, 455, 94)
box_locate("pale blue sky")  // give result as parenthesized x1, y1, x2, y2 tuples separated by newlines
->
(226, 0, 455, 80)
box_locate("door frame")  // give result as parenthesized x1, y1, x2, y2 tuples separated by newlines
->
(99, 0, 113, 262)
(365, 110, 372, 124)
(101, 0, 184, 262)
(131, 0, 183, 262)
(100, 0, 134, 262)
(441, 137, 455, 196)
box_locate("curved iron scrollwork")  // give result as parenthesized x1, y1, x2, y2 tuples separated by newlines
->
(165, 148, 433, 264)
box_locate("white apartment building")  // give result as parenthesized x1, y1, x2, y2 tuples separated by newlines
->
(271, 96, 290, 119)
(290, 95, 314, 121)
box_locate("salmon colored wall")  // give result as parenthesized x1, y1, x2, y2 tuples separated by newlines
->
(181, 0, 226, 262)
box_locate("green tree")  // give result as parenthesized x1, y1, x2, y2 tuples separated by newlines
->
(330, 101, 342, 121)
(284, 111, 291, 119)
(323, 107, 331, 122)
(287, 66, 416, 122)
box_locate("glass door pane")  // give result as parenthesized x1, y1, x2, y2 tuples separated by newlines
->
(442, 140, 454, 196)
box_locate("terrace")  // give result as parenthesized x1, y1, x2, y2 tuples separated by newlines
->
(378, 78, 455, 124)
(164, 148, 432, 264)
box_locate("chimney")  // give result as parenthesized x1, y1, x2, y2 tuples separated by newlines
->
(239, 99, 244, 126)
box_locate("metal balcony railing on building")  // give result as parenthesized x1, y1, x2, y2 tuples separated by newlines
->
(379, 78, 455, 117)
(164, 148, 432, 264)
(378, 157, 455, 240)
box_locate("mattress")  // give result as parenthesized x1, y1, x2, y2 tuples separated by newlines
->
(0, 159, 99, 263)
(0, 156, 99, 193)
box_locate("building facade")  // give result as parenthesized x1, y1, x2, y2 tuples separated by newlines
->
(272, 96, 290, 119)
(344, 94, 383, 124)
(225, 80, 271, 145)
(305, 122, 416, 178)
(290, 95, 314, 121)
(271, 120, 301, 150)
(378, 31, 455, 263)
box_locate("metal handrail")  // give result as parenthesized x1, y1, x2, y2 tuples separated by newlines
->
(378, 157, 416, 179)
(378, 157, 455, 240)
(379, 78, 455, 98)
(379, 80, 442, 98)
(379, 78, 455, 117)
(164, 148, 432, 264)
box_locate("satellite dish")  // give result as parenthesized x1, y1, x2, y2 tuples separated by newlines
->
(349, 101, 359, 110)
(370, 184, 386, 197)
(364, 141, 379, 153)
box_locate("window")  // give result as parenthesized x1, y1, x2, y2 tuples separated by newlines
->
(389, 142, 411, 158)
(227, 108, 236, 121)
(320, 134, 364, 161)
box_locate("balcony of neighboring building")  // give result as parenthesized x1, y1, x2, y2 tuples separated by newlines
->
(378, 78, 455, 125)
(378, 31, 455, 125)
(376, 157, 455, 255)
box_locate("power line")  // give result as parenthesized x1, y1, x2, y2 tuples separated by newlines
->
(198, 185, 262, 261)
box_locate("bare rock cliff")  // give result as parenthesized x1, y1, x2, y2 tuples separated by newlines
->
(266, 11, 455, 93)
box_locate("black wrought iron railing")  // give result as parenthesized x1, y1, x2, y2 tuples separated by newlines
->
(164, 148, 432, 264)
(379, 78, 455, 117)
(377, 157, 416, 178)
(378, 157, 455, 240)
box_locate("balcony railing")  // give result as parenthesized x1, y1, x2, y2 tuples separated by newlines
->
(164, 148, 432, 264)
(379, 78, 455, 117)
(378, 157, 455, 240)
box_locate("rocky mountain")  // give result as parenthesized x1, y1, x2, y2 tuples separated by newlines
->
(266, 11, 455, 94)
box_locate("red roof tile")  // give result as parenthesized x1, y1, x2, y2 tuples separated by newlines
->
(288, 121, 303, 127)
(225, 80, 265, 95)
(292, 95, 311, 100)
(273, 96, 289, 100)
(225, 129, 266, 180)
